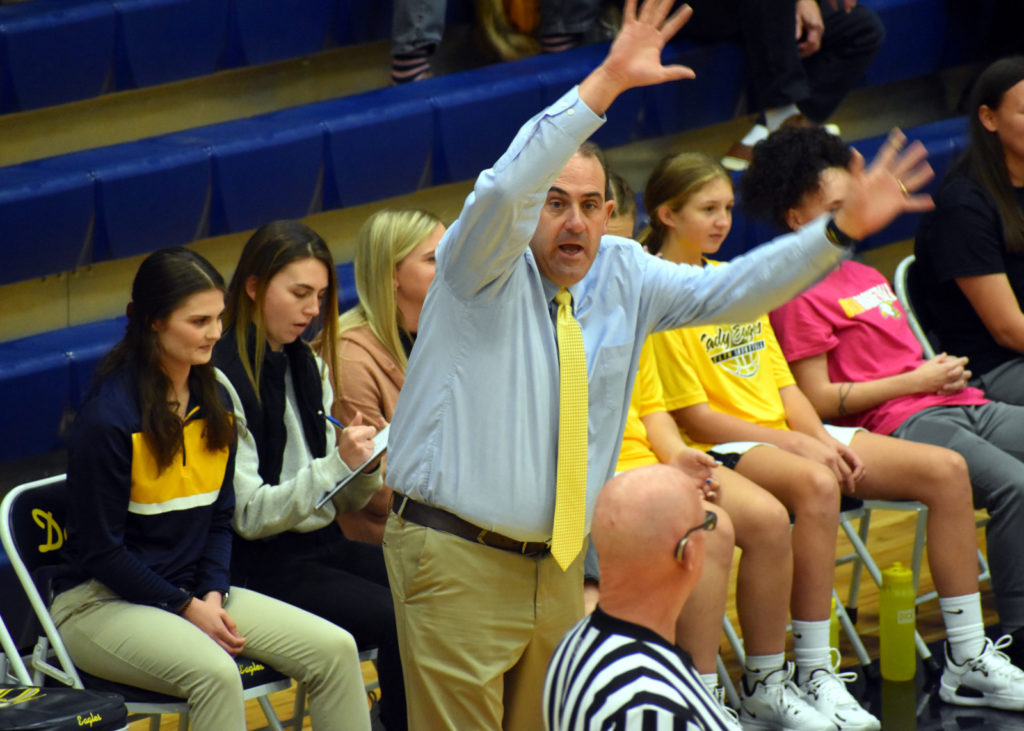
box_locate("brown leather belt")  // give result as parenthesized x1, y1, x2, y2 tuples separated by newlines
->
(393, 495, 550, 557)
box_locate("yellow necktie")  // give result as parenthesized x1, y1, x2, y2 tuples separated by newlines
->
(551, 287, 588, 570)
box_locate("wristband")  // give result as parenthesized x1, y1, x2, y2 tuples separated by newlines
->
(174, 591, 195, 615)
(825, 217, 859, 250)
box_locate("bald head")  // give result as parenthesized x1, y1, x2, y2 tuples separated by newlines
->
(592, 464, 705, 574)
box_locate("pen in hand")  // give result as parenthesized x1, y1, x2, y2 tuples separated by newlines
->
(323, 412, 346, 431)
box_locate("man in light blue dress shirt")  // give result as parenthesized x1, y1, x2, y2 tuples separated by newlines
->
(382, 1, 935, 728)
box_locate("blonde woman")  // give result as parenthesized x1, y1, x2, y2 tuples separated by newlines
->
(333, 208, 445, 545)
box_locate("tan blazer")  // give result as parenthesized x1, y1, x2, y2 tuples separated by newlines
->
(332, 325, 404, 544)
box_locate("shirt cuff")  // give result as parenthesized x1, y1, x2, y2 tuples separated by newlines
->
(547, 86, 605, 138)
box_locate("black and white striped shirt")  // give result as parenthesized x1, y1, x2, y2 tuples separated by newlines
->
(544, 607, 733, 730)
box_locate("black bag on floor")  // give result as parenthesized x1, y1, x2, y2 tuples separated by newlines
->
(0, 685, 126, 730)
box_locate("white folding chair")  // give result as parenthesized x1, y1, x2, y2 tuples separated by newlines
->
(0, 475, 292, 731)
(891, 254, 992, 587)
(892, 254, 935, 358)
(1, 607, 129, 729)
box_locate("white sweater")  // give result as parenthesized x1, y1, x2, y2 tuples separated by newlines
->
(216, 358, 381, 540)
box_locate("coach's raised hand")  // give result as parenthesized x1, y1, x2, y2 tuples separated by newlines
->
(579, 0, 695, 116)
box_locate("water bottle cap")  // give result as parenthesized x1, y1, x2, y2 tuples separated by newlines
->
(883, 561, 913, 581)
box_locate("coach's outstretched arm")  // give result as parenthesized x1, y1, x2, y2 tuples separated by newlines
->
(441, 0, 695, 298)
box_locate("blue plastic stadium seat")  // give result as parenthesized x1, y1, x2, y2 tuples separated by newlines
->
(642, 40, 745, 137)
(0, 0, 115, 112)
(221, 0, 332, 67)
(64, 317, 128, 408)
(0, 165, 93, 284)
(336, 260, 357, 312)
(325, 91, 433, 208)
(428, 65, 545, 184)
(0, 316, 124, 462)
(112, 0, 228, 89)
(0, 337, 71, 461)
(860, 0, 947, 87)
(158, 118, 324, 235)
(32, 140, 212, 261)
(269, 87, 434, 210)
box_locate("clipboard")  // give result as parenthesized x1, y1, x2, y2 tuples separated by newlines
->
(315, 423, 390, 509)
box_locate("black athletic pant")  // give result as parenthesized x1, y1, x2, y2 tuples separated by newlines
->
(681, 0, 884, 121)
(240, 524, 408, 731)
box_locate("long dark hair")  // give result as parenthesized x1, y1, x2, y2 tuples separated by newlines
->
(223, 220, 339, 394)
(956, 55, 1024, 253)
(95, 247, 234, 470)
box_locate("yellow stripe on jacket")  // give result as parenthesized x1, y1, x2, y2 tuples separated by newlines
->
(129, 417, 229, 515)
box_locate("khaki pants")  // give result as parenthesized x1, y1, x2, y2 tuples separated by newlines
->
(52, 582, 369, 731)
(383, 511, 584, 730)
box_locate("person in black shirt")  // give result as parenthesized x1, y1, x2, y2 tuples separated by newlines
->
(915, 56, 1024, 406)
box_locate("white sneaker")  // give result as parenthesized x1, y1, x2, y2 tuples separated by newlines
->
(709, 683, 744, 731)
(740, 662, 837, 730)
(939, 635, 1024, 710)
(799, 652, 880, 731)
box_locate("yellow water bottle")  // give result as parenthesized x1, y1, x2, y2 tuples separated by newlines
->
(880, 562, 916, 681)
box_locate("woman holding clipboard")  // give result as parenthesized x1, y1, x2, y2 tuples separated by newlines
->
(332, 209, 444, 547)
(213, 219, 407, 730)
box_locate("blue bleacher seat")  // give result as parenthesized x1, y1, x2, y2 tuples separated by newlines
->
(158, 118, 324, 235)
(31, 141, 212, 261)
(642, 40, 745, 137)
(428, 65, 545, 184)
(0, 339, 70, 462)
(0, 0, 115, 112)
(322, 92, 433, 208)
(221, 0, 332, 67)
(0, 317, 125, 464)
(64, 317, 127, 408)
(0, 165, 93, 284)
(268, 88, 434, 210)
(112, 0, 228, 89)
(860, 0, 947, 88)
(336, 260, 357, 312)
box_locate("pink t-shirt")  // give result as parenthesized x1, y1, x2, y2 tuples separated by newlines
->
(770, 260, 987, 435)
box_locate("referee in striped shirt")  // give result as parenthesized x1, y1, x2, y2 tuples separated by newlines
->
(543, 464, 735, 730)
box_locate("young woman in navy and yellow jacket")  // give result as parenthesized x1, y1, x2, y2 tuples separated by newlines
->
(50, 247, 371, 731)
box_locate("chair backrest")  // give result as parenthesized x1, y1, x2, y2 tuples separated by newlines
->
(1, 474, 290, 721)
(893, 254, 936, 359)
(0, 475, 82, 688)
